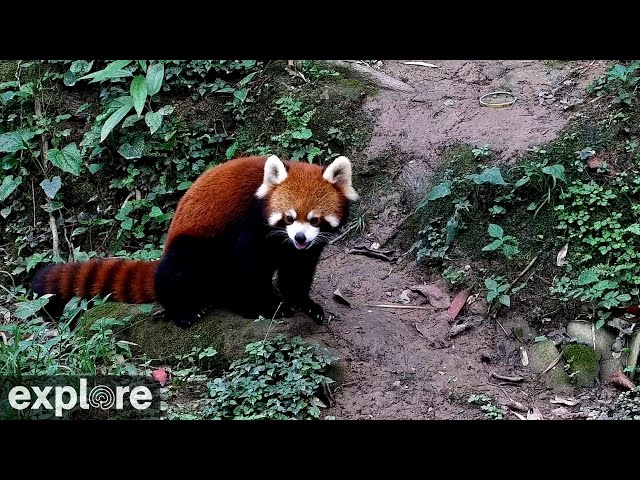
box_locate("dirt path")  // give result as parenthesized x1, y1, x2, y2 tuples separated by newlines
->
(313, 60, 609, 420)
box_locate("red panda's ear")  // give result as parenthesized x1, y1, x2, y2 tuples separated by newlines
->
(256, 155, 288, 198)
(323, 156, 359, 201)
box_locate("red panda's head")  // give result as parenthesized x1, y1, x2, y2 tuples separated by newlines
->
(255, 155, 359, 250)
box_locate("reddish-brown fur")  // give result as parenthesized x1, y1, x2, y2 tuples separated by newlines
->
(32, 155, 347, 307)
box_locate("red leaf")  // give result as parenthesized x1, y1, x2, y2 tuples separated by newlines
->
(152, 368, 169, 386)
(609, 371, 635, 391)
(448, 289, 470, 321)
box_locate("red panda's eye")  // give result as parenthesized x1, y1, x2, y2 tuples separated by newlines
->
(284, 215, 294, 225)
(309, 217, 319, 226)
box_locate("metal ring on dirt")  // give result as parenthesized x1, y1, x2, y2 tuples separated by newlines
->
(479, 91, 517, 108)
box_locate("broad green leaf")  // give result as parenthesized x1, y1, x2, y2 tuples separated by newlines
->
(488, 223, 504, 238)
(146, 63, 165, 96)
(149, 206, 163, 218)
(70, 60, 94, 75)
(42, 201, 63, 212)
(177, 181, 192, 191)
(0, 206, 11, 218)
(101, 97, 134, 141)
(0, 175, 22, 202)
(513, 176, 530, 189)
(617, 293, 631, 302)
(497, 284, 509, 292)
(291, 128, 312, 140)
(541, 164, 566, 183)
(138, 60, 147, 71)
(49, 143, 82, 176)
(487, 291, 498, 302)
(40, 176, 62, 199)
(577, 269, 598, 286)
(428, 181, 452, 201)
(122, 114, 143, 128)
(88, 163, 103, 174)
(0, 130, 37, 153)
(117, 136, 145, 159)
(145, 111, 163, 135)
(130, 75, 148, 116)
(79, 60, 133, 83)
(226, 141, 238, 160)
(499, 295, 511, 306)
(466, 167, 507, 185)
(485, 278, 498, 291)
(238, 72, 257, 87)
(595, 319, 605, 329)
(121, 218, 133, 230)
(14, 295, 50, 319)
(233, 88, 248, 102)
(482, 239, 503, 251)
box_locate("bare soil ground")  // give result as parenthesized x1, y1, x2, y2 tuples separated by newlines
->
(310, 60, 610, 420)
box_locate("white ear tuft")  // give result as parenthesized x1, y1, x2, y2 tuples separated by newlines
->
(256, 155, 288, 198)
(323, 156, 359, 201)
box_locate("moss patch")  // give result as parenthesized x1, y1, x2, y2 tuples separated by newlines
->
(562, 343, 600, 388)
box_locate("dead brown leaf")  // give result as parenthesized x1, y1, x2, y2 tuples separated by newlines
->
(404, 61, 439, 68)
(500, 400, 527, 412)
(556, 243, 569, 267)
(448, 315, 482, 338)
(333, 289, 352, 307)
(609, 370, 636, 390)
(410, 284, 451, 309)
(550, 395, 579, 406)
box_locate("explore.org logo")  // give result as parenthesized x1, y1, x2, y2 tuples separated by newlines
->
(0, 376, 161, 419)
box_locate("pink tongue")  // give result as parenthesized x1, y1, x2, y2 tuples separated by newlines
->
(294, 242, 306, 250)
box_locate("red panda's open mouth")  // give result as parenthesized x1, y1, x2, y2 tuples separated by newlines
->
(293, 241, 310, 250)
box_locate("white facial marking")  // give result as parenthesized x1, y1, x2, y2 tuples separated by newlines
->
(267, 212, 283, 226)
(256, 155, 288, 198)
(325, 214, 340, 228)
(286, 221, 319, 250)
(307, 211, 316, 221)
(286, 209, 297, 220)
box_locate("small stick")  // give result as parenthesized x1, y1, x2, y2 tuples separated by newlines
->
(490, 372, 525, 383)
(330, 221, 359, 245)
(505, 254, 540, 294)
(366, 304, 432, 310)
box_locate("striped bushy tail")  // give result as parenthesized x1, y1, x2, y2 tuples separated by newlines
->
(31, 259, 159, 308)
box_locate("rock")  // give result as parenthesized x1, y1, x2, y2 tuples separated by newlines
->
(498, 316, 537, 343)
(628, 330, 640, 382)
(567, 321, 623, 382)
(77, 302, 330, 374)
(562, 343, 600, 388)
(527, 340, 573, 394)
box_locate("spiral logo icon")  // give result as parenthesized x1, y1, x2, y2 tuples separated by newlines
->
(88, 385, 115, 409)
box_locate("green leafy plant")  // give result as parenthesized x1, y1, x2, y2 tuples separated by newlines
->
(485, 277, 510, 307)
(472, 144, 491, 159)
(482, 224, 520, 258)
(204, 336, 335, 420)
(468, 393, 505, 419)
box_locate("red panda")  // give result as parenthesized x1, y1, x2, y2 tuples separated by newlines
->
(31, 155, 359, 327)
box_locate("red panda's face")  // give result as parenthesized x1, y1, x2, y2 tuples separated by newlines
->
(256, 155, 359, 250)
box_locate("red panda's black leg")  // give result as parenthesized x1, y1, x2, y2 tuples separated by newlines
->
(154, 235, 221, 328)
(276, 247, 325, 325)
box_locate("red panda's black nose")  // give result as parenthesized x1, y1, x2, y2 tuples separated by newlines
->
(294, 232, 306, 244)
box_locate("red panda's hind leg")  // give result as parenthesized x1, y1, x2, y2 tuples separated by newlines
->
(154, 235, 225, 328)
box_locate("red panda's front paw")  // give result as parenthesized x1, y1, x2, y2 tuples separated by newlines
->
(302, 300, 325, 325)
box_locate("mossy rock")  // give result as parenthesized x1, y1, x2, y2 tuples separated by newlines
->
(77, 303, 333, 374)
(562, 343, 600, 388)
(527, 339, 573, 394)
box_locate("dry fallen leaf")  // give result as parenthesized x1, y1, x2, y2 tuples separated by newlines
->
(520, 347, 529, 367)
(500, 400, 527, 412)
(333, 289, 352, 307)
(370, 242, 381, 250)
(609, 370, 636, 390)
(404, 61, 439, 68)
(556, 243, 569, 267)
(448, 289, 470, 321)
(526, 407, 544, 420)
(409, 284, 451, 309)
(152, 368, 169, 387)
(550, 395, 579, 406)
